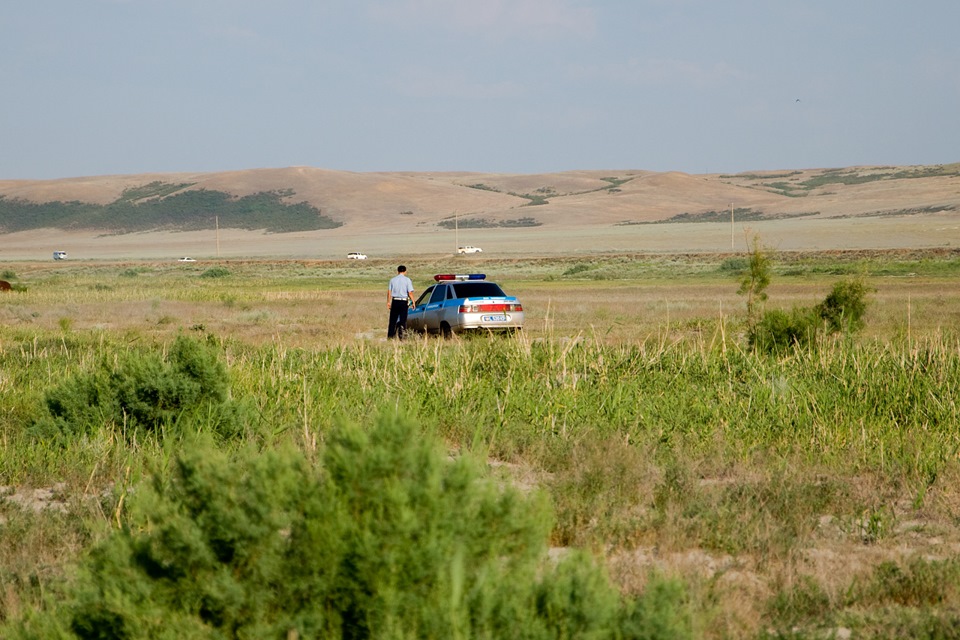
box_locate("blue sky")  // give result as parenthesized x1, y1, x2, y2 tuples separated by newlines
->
(3, 0, 958, 179)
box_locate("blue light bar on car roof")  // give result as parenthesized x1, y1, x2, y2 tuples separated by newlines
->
(434, 274, 486, 281)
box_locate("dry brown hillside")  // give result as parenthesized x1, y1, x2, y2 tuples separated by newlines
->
(2, 164, 959, 260)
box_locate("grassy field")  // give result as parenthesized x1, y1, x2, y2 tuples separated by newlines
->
(3, 251, 960, 638)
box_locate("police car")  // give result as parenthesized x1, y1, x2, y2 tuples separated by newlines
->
(407, 274, 524, 337)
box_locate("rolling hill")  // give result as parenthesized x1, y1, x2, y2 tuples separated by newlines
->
(1, 164, 959, 260)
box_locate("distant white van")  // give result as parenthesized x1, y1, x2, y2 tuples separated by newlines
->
(53, 251, 68, 260)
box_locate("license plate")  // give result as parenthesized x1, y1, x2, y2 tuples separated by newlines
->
(481, 314, 508, 322)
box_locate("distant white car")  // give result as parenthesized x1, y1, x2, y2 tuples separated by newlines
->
(347, 252, 367, 260)
(457, 246, 483, 254)
(53, 250, 68, 260)
(178, 257, 196, 262)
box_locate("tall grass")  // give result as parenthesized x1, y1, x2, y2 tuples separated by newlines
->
(4, 254, 960, 637)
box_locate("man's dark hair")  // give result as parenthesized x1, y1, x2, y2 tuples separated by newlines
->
(397, 265, 407, 273)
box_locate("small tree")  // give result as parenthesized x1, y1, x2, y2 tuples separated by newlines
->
(737, 236, 772, 323)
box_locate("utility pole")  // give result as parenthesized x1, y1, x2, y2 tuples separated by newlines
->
(730, 203, 735, 251)
(454, 210, 459, 253)
(216, 215, 221, 258)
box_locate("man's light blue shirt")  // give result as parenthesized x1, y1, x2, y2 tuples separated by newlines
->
(389, 274, 414, 298)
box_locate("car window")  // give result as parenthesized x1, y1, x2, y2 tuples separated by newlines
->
(429, 285, 447, 304)
(451, 282, 506, 298)
(415, 286, 434, 306)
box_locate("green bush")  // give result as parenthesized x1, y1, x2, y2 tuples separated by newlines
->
(749, 307, 819, 353)
(718, 257, 747, 273)
(816, 278, 869, 334)
(766, 576, 832, 628)
(749, 278, 870, 354)
(32, 335, 244, 440)
(199, 266, 231, 279)
(853, 557, 960, 608)
(563, 263, 592, 276)
(11, 415, 690, 639)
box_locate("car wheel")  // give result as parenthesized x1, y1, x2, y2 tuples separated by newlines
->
(440, 322, 453, 339)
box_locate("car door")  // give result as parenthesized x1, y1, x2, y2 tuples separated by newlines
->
(439, 284, 462, 330)
(423, 284, 448, 332)
(407, 285, 433, 331)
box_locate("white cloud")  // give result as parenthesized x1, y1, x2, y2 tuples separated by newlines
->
(367, 0, 595, 39)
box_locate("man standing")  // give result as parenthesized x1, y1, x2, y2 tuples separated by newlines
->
(387, 265, 415, 339)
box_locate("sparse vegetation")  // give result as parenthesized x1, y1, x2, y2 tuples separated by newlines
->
(514, 192, 550, 206)
(838, 204, 957, 219)
(499, 216, 542, 227)
(437, 217, 541, 229)
(720, 171, 803, 180)
(115, 180, 196, 202)
(437, 217, 497, 229)
(619, 208, 818, 224)
(726, 165, 960, 199)
(464, 183, 500, 192)
(601, 177, 632, 188)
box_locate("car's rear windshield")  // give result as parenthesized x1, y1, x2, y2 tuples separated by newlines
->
(452, 282, 506, 298)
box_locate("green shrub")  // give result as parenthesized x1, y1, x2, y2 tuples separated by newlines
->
(852, 557, 960, 608)
(32, 335, 244, 440)
(718, 257, 747, 273)
(816, 278, 869, 333)
(11, 415, 687, 639)
(748, 278, 870, 354)
(749, 307, 819, 353)
(766, 576, 832, 628)
(119, 267, 151, 278)
(621, 575, 692, 640)
(563, 263, 592, 277)
(199, 266, 231, 279)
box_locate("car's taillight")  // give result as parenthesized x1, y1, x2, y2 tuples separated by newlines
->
(459, 303, 522, 313)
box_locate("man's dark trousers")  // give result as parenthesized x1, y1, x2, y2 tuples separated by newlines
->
(388, 298, 409, 339)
